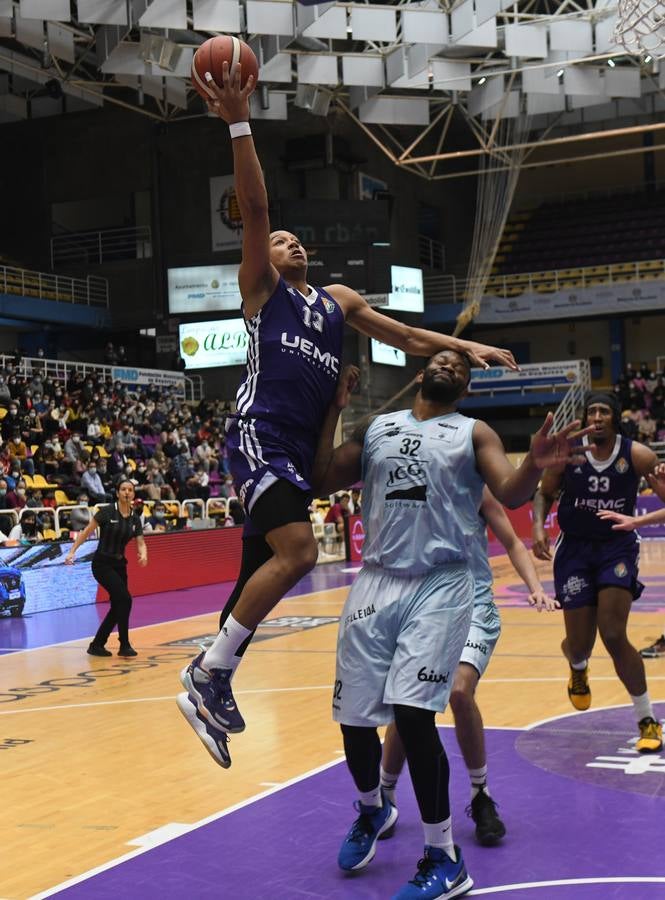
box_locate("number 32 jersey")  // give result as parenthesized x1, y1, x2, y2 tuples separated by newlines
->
(360, 410, 485, 575)
(556, 435, 639, 542)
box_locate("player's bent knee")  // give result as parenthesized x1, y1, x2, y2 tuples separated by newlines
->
(449, 685, 474, 716)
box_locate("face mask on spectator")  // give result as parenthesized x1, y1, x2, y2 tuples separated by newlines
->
(88, 466, 96, 474)
(17, 487, 26, 496)
(0, 489, 6, 497)
(13, 437, 20, 445)
(23, 519, 36, 533)
(9, 408, 16, 416)
(154, 510, 165, 519)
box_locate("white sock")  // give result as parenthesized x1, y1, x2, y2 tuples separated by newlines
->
(468, 764, 488, 799)
(570, 659, 588, 671)
(380, 765, 399, 806)
(203, 615, 253, 670)
(359, 785, 382, 809)
(423, 817, 455, 859)
(631, 691, 654, 723)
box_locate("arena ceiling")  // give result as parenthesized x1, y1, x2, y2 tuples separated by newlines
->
(0, 0, 664, 178)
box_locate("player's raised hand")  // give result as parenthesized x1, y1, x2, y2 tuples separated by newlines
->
(460, 340, 519, 372)
(529, 413, 595, 471)
(647, 463, 665, 502)
(205, 62, 255, 123)
(334, 365, 360, 411)
(596, 510, 638, 532)
(527, 587, 559, 612)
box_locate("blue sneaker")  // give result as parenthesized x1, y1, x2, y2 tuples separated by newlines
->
(392, 846, 472, 899)
(338, 791, 398, 871)
(180, 651, 245, 734)
(176, 692, 231, 768)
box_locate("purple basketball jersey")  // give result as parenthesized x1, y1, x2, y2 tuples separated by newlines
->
(557, 435, 639, 542)
(235, 277, 345, 440)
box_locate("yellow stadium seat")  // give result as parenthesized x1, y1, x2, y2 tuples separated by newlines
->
(98, 446, 110, 457)
(33, 474, 58, 489)
(0, 408, 6, 420)
(55, 490, 72, 506)
(23, 475, 34, 488)
(42, 529, 58, 540)
(127, 458, 136, 470)
(31, 444, 38, 454)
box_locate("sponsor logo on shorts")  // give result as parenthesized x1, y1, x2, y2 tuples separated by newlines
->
(563, 575, 587, 596)
(417, 667, 449, 684)
(238, 478, 254, 504)
(465, 639, 488, 656)
(615, 457, 629, 474)
(614, 562, 628, 578)
(345, 603, 376, 626)
(286, 461, 304, 482)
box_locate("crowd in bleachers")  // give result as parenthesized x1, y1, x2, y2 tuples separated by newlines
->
(0, 360, 241, 542)
(613, 362, 665, 446)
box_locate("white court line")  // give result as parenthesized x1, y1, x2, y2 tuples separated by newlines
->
(471, 877, 665, 895)
(30, 754, 346, 899)
(0, 584, 349, 658)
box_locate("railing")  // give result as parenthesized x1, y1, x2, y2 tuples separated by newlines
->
(50, 226, 152, 267)
(418, 234, 445, 270)
(424, 258, 665, 305)
(0, 353, 186, 397)
(551, 360, 592, 433)
(0, 263, 108, 307)
(185, 374, 205, 403)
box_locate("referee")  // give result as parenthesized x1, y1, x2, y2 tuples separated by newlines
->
(66, 477, 148, 657)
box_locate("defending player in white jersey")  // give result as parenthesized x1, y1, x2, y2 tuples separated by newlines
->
(379, 485, 557, 849)
(312, 349, 593, 900)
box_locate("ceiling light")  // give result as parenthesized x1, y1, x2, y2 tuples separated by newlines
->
(644, 55, 652, 63)
(556, 69, 564, 77)
(607, 58, 616, 67)
(478, 76, 486, 85)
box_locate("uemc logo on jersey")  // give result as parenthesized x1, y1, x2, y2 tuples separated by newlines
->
(575, 496, 626, 512)
(280, 333, 340, 376)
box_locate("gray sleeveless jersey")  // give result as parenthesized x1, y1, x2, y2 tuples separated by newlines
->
(360, 409, 484, 574)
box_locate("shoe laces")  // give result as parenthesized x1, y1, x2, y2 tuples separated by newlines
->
(210, 669, 234, 706)
(639, 717, 660, 739)
(570, 668, 588, 694)
(345, 805, 376, 844)
(409, 855, 439, 887)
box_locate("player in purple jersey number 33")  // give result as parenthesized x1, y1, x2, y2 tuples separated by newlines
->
(532, 392, 662, 753)
(176, 61, 520, 767)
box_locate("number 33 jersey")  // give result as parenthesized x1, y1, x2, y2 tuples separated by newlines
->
(556, 435, 640, 542)
(236, 277, 345, 442)
(360, 410, 484, 575)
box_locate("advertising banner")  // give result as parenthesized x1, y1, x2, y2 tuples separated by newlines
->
(167, 264, 241, 315)
(469, 360, 583, 393)
(635, 495, 665, 539)
(346, 515, 365, 563)
(370, 339, 406, 367)
(210, 175, 243, 252)
(477, 279, 665, 324)
(0, 539, 99, 616)
(112, 366, 186, 395)
(179, 317, 248, 369)
(382, 265, 424, 313)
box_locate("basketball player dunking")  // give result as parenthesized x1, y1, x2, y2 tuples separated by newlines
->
(177, 63, 520, 766)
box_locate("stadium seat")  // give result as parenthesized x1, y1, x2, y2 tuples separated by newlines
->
(55, 490, 72, 505)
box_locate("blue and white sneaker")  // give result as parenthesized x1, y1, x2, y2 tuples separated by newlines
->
(180, 651, 245, 734)
(176, 692, 231, 769)
(392, 845, 472, 899)
(338, 791, 398, 871)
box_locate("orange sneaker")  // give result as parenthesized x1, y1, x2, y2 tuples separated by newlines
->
(636, 717, 663, 754)
(567, 664, 591, 711)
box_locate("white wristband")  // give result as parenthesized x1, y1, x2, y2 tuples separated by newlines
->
(229, 122, 251, 139)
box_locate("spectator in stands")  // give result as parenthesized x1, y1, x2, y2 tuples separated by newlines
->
(87, 416, 103, 445)
(8, 432, 34, 476)
(325, 493, 351, 533)
(69, 494, 92, 533)
(26, 488, 43, 509)
(27, 408, 43, 444)
(0, 376, 10, 407)
(6, 478, 27, 511)
(195, 437, 215, 472)
(2, 403, 21, 440)
(638, 410, 657, 444)
(350, 488, 362, 516)
(81, 461, 113, 504)
(226, 498, 246, 527)
(0, 478, 13, 534)
(9, 510, 42, 543)
(144, 501, 171, 533)
(220, 474, 237, 500)
(104, 342, 117, 365)
(64, 432, 87, 475)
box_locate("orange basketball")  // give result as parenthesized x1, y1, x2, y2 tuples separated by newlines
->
(191, 36, 259, 102)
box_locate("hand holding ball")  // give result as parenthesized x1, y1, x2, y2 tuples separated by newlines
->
(191, 36, 259, 107)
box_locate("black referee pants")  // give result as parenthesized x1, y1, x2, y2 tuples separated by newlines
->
(92, 556, 133, 648)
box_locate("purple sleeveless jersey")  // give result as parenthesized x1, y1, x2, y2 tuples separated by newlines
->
(557, 435, 639, 542)
(554, 435, 643, 609)
(226, 276, 345, 517)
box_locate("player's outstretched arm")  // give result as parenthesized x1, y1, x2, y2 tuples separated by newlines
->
(481, 488, 558, 611)
(597, 506, 665, 531)
(310, 366, 363, 497)
(325, 284, 518, 371)
(473, 414, 591, 510)
(205, 64, 278, 317)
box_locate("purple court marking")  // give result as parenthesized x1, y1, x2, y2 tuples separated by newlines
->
(0, 562, 358, 653)
(518, 701, 665, 799)
(48, 719, 665, 899)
